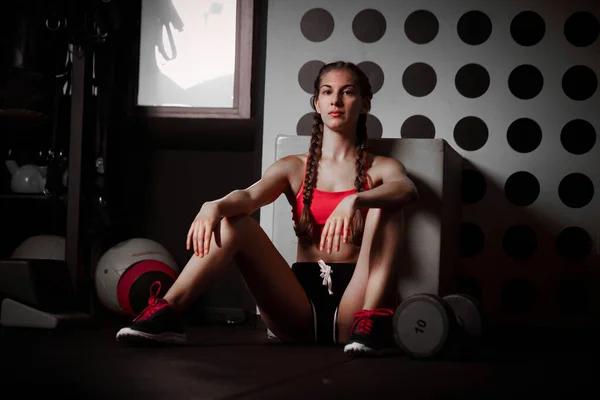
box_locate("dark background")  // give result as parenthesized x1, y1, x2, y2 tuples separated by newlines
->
(0, 0, 265, 319)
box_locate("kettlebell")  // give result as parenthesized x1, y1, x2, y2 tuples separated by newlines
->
(5, 160, 47, 194)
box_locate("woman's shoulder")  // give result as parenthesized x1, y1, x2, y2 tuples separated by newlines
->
(368, 153, 407, 172)
(271, 153, 308, 171)
(365, 153, 409, 187)
(284, 153, 309, 165)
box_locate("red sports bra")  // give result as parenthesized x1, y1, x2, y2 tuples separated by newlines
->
(292, 158, 371, 229)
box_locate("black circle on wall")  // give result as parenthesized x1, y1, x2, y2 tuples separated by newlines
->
(556, 226, 592, 261)
(501, 278, 535, 313)
(507, 118, 543, 153)
(564, 11, 599, 47)
(560, 119, 596, 155)
(365, 114, 383, 138)
(455, 64, 490, 98)
(462, 169, 486, 204)
(555, 280, 591, 314)
(503, 225, 538, 260)
(300, 8, 335, 42)
(357, 61, 385, 94)
(457, 10, 492, 45)
(562, 65, 597, 101)
(454, 116, 488, 151)
(402, 62, 437, 97)
(353, 9, 387, 43)
(401, 115, 435, 138)
(297, 112, 316, 136)
(460, 222, 485, 258)
(558, 173, 594, 209)
(405, 10, 439, 44)
(510, 11, 545, 46)
(509, 65, 544, 100)
(505, 171, 540, 207)
(453, 276, 483, 301)
(298, 60, 325, 94)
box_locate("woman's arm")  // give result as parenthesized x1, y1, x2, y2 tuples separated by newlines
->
(187, 156, 294, 256)
(208, 156, 293, 218)
(352, 157, 418, 211)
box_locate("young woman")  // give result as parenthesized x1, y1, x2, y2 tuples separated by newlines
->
(116, 61, 419, 356)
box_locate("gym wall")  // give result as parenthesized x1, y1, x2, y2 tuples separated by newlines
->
(260, 0, 599, 328)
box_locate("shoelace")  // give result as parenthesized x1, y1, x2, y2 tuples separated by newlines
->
(317, 260, 334, 295)
(351, 308, 394, 335)
(133, 281, 165, 322)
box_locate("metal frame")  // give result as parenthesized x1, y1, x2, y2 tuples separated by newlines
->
(128, 0, 254, 119)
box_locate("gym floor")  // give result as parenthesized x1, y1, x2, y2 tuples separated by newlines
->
(0, 319, 595, 399)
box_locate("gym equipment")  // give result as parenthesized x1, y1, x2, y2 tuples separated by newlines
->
(5, 160, 48, 194)
(1, 298, 90, 329)
(392, 293, 485, 360)
(0, 258, 92, 329)
(11, 235, 65, 260)
(443, 293, 485, 344)
(94, 238, 180, 317)
(0, 258, 73, 312)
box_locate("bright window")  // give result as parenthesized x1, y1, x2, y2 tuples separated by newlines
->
(133, 0, 253, 118)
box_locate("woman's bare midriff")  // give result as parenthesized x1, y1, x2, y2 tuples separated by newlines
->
(296, 240, 361, 264)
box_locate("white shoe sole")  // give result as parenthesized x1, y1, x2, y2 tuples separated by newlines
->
(343, 341, 383, 356)
(116, 327, 187, 345)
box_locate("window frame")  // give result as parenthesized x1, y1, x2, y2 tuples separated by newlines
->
(128, 0, 254, 119)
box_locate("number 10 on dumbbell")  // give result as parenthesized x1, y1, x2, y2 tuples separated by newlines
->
(392, 293, 485, 360)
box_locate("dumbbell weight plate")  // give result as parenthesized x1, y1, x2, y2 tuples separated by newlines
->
(443, 294, 484, 342)
(392, 294, 456, 359)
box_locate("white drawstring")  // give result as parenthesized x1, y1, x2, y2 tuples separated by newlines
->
(318, 260, 334, 295)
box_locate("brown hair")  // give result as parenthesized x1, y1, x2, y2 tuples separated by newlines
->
(294, 61, 373, 245)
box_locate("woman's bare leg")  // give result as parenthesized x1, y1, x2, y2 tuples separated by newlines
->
(163, 215, 314, 342)
(336, 208, 405, 344)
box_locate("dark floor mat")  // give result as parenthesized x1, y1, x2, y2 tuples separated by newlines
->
(0, 321, 597, 399)
(0, 322, 350, 399)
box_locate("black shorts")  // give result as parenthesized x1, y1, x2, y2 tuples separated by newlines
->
(292, 261, 356, 345)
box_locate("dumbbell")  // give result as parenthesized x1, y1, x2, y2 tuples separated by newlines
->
(392, 293, 485, 360)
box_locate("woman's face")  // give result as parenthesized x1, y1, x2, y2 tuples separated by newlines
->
(314, 69, 369, 134)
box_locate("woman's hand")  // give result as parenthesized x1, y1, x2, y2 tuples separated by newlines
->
(319, 194, 358, 253)
(186, 202, 222, 257)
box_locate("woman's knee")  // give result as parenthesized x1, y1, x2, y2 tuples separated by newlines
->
(218, 215, 256, 245)
(365, 207, 404, 226)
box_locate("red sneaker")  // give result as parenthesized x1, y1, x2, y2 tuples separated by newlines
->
(343, 308, 394, 356)
(116, 281, 186, 346)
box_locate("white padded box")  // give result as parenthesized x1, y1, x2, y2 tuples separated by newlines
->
(272, 135, 463, 299)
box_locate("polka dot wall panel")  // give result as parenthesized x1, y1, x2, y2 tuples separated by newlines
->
(261, 0, 599, 327)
